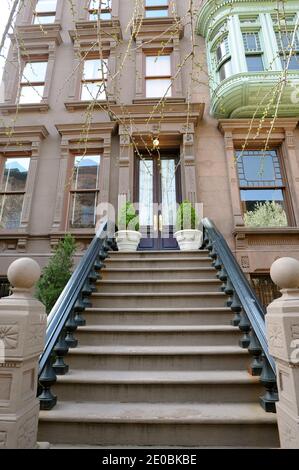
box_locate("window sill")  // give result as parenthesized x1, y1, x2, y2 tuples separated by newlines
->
(0, 103, 49, 114)
(64, 100, 116, 111)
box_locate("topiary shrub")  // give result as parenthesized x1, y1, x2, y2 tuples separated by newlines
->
(36, 234, 77, 314)
(176, 200, 199, 232)
(118, 202, 140, 231)
(244, 201, 288, 228)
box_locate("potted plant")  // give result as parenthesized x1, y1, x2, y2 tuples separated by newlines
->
(174, 200, 202, 251)
(115, 202, 142, 251)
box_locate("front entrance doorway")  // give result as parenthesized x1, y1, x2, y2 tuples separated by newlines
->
(135, 151, 182, 250)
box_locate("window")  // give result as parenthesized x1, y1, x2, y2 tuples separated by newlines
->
(69, 155, 101, 228)
(33, 0, 57, 24)
(145, 55, 172, 98)
(145, 0, 168, 18)
(236, 149, 288, 224)
(81, 59, 108, 100)
(89, 0, 112, 20)
(251, 274, 280, 311)
(242, 32, 264, 72)
(276, 32, 299, 71)
(0, 278, 10, 299)
(214, 36, 232, 82)
(19, 61, 47, 104)
(0, 157, 30, 229)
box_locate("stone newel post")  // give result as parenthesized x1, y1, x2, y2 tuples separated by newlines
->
(0, 258, 47, 449)
(266, 257, 299, 449)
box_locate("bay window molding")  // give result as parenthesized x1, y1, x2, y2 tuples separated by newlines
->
(16, 0, 63, 26)
(0, 24, 62, 113)
(65, 20, 122, 109)
(219, 118, 299, 228)
(78, 0, 120, 21)
(52, 122, 116, 232)
(0, 125, 48, 247)
(132, 17, 184, 101)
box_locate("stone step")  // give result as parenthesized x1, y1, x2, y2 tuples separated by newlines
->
(91, 292, 227, 309)
(53, 370, 263, 404)
(104, 257, 213, 269)
(96, 279, 222, 294)
(108, 250, 210, 259)
(66, 345, 250, 371)
(38, 402, 279, 447)
(101, 267, 217, 280)
(75, 325, 241, 346)
(82, 307, 233, 326)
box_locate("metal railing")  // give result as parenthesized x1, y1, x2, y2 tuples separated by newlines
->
(38, 218, 116, 410)
(202, 218, 278, 413)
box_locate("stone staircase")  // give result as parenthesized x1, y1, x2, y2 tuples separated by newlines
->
(38, 250, 279, 447)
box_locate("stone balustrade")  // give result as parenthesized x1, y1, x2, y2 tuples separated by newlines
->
(267, 257, 299, 448)
(0, 258, 47, 449)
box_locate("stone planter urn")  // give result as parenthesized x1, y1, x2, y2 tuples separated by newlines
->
(115, 230, 142, 251)
(174, 229, 203, 251)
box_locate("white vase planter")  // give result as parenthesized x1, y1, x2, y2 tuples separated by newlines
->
(115, 230, 142, 252)
(174, 229, 203, 251)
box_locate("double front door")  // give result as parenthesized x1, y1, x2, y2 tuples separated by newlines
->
(135, 152, 181, 250)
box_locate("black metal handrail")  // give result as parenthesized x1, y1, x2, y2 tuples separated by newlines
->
(202, 218, 278, 412)
(38, 217, 116, 410)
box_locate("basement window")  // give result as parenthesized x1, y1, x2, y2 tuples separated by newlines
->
(251, 274, 280, 311)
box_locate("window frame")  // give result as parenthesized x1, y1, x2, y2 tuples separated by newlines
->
(144, 0, 169, 18)
(242, 31, 265, 72)
(33, 0, 57, 24)
(80, 57, 108, 101)
(19, 59, 48, 104)
(88, 0, 112, 20)
(275, 30, 299, 71)
(67, 153, 101, 229)
(0, 156, 31, 230)
(212, 34, 232, 83)
(144, 52, 172, 99)
(235, 148, 291, 225)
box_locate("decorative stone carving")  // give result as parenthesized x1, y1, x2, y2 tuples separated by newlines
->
(0, 325, 18, 350)
(266, 257, 299, 448)
(0, 258, 47, 449)
(241, 256, 250, 269)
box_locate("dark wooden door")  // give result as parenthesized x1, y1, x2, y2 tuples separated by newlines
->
(135, 152, 181, 250)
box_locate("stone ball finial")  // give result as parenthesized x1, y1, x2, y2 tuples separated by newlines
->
(270, 257, 299, 289)
(7, 258, 41, 290)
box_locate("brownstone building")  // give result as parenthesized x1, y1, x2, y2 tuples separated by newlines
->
(0, 0, 298, 301)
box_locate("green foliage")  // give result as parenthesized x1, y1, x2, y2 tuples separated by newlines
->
(118, 202, 140, 231)
(244, 201, 288, 228)
(36, 234, 76, 314)
(176, 200, 199, 231)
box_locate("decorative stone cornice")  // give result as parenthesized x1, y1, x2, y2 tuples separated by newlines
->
(0, 103, 49, 115)
(0, 125, 49, 154)
(132, 17, 184, 42)
(55, 122, 117, 153)
(197, 0, 298, 37)
(11, 24, 62, 55)
(219, 117, 298, 145)
(69, 20, 122, 52)
(112, 102, 204, 125)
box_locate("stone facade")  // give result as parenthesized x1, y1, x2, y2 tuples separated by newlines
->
(0, 0, 298, 289)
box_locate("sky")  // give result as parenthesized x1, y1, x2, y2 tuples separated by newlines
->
(0, 0, 15, 81)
